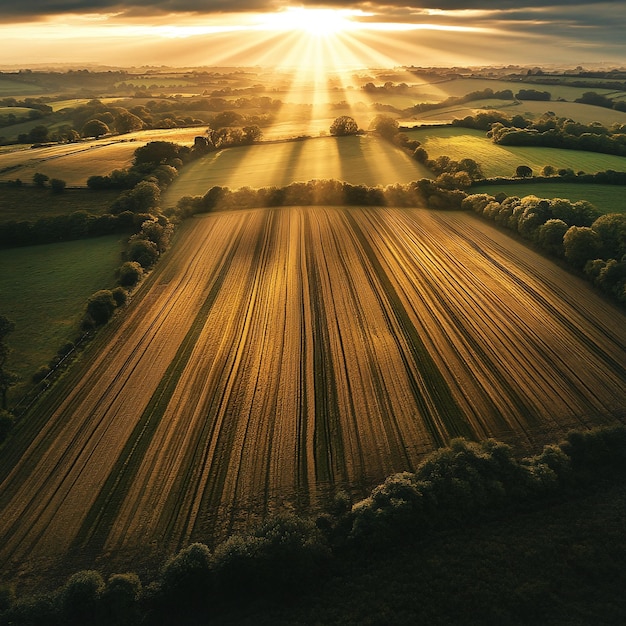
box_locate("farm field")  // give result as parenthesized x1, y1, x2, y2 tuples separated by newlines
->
(0, 235, 124, 387)
(471, 183, 626, 214)
(0, 127, 206, 186)
(401, 99, 626, 127)
(0, 206, 624, 586)
(0, 187, 119, 221)
(162, 135, 432, 207)
(406, 127, 626, 178)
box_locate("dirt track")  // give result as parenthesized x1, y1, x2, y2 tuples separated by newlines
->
(0, 206, 624, 584)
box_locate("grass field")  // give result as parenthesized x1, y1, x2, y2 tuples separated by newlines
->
(401, 99, 626, 126)
(0, 206, 623, 588)
(163, 135, 432, 206)
(0, 186, 119, 221)
(0, 79, 43, 96)
(406, 127, 626, 178)
(0, 235, 125, 387)
(471, 182, 626, 214)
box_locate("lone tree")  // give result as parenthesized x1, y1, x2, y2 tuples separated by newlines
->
(329, 116, 359, 137)
(515, 165, 533, 178)
(0, 315, 17, 410)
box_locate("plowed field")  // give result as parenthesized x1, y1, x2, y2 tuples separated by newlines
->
(1, 207, 625, 584)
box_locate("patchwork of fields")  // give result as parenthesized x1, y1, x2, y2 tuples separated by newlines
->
(1, 206, 624, 583)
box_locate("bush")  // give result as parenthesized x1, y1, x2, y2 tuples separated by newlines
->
(111, 287, 128, 307)
(49, 178, 67, 194)
(86, 290, 117, 326)
(100, 573, 141, 626)
(127, 239, 159, 269)
(158, 543, 213, 620)
(117, 261, 143, 287)
(60, 570, 104, 625)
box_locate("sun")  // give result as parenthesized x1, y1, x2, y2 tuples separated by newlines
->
(259, 7, 360, 38)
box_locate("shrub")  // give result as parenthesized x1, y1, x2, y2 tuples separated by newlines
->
(59, 570, 104, 625)
(86, 290, 117, 325)
(100, 573, 141, 626)
(117, 261, 143, 287)
(49, 178, 67, 194)
(127, 239, 159, 269)
(111, 287, 128, 307)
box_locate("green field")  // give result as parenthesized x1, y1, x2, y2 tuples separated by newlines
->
(163, 135, 433, 206)
(406, 127, 626, 178)
(471, 182, 626, 214)
(0, 235, 124, 389)
(0, 187, 119, 221)
(435, 77, 626, 102)
(0, 79, 43, 96)
(401, 99, 626, 126)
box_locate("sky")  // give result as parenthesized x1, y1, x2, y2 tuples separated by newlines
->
(0, 1, 625, 69)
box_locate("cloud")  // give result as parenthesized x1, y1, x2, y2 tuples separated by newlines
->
(1, 0, 624, 20)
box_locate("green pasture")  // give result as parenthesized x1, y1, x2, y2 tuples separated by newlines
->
(497, 100, 626, 125)
(162, 135, 432, 207)
(437, 77, 623, 102)
(471, 182, 626, 215)
(402, 99, 626, 126)
(0, 187, 119, 221)
(406, 127, 626, 178)
(0, 106, 34, 117)
(0, 79, 43, 96)
(0, 235, 125, 388)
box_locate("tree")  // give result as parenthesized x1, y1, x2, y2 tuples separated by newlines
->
(133, 141, 181, 166)
(369, 114, 399, 140)
(538, 219, 568, 256)
(592, 213, 626, 260)
(242, 125, 263, 144)
(329, 116, 359, 137)
(115, 111, 144, 134)
(82, 118, 109, 138)
(49, 178, 67, 194)
(117, 261, 143, 287)
(563, 226, 602, 268)
(60, 570, 104, 625)
(515, 165, 533, 178)
(27, 124, 49, 143)
(127, 239, 159, 269)
(86, 290, 117, 326)
(0, 316, 17, 410)
(33, 172, 49, 187)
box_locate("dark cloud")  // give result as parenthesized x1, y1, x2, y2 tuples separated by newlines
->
(0, 0, 624, 19)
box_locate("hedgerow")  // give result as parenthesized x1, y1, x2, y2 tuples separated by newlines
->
(2, 425, 625, 625)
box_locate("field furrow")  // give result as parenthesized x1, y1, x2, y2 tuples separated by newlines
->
(0, 206, 624, 583)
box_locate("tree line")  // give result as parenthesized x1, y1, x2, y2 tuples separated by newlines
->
(453, 112, 626, 157)
(463, 192, 626, 303)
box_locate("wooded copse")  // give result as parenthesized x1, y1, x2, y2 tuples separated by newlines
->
(453, 112, 626, 157)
